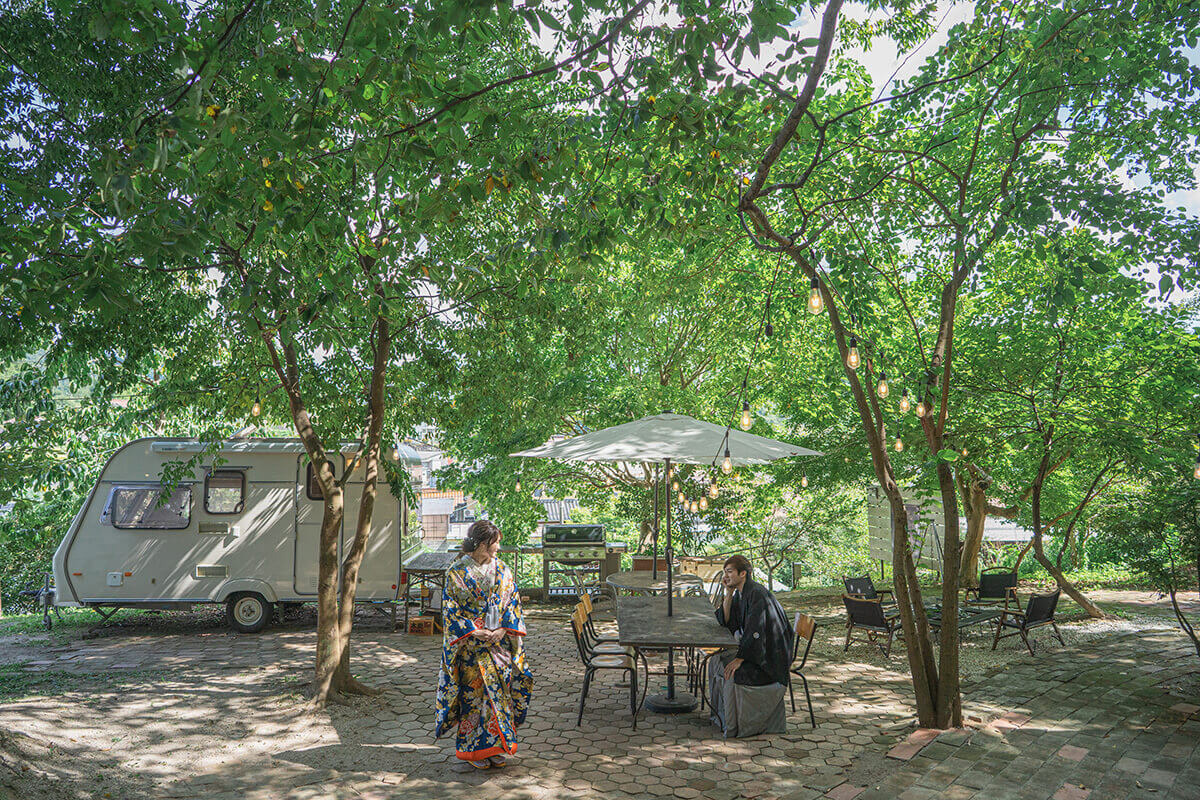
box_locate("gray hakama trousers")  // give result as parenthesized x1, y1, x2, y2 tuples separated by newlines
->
(708, 649, 787, 738)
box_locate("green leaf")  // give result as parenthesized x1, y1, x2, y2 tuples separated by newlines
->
(937, 449, 959, 462)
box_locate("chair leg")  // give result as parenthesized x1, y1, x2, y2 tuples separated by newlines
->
(844, 623, 854, 652)
(992, 620, 1003, 651)
(1052, 621, 1065, 647)
(883, 629, 894, 658)
(788, 676, 796, 712)
(628, 666, 637, 718)
(799, 673, 815, 729)
(1019, 628, 1034, 656)
(577, 668, 593, 727)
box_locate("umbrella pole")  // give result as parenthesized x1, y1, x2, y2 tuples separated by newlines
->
(652, 462, 659, 581)
(665, 458, 673, 617)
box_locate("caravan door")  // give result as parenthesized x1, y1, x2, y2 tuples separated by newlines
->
(294, 457, 341, 595)
(341, 458, 402, 600)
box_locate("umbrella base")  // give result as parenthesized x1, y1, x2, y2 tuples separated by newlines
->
(644, 691, 698, 714)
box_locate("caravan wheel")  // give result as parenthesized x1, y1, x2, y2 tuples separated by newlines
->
(226, 593, 272, 633)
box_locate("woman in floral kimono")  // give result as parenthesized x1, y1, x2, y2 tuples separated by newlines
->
(435, 520, 533, 769)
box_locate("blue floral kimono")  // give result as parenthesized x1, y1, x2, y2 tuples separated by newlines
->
(435, 557, 533, 761)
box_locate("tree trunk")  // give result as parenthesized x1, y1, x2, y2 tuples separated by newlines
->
(311, 472, 345, 702)
(934, 460, 963, 728)
(1029, 431, 1105, 620)
(329, 316, 391, 697)
(957, 466, 989, 589)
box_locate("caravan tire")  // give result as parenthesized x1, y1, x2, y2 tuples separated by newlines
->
(227, 593, 272, 633)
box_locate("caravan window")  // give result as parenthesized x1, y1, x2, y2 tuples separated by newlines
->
(105, 485, 192, 530)
(204, 470, 245, 514)
(306, 461, 336, 500)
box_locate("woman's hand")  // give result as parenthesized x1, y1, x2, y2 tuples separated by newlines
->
(486, 629, 507, 645)
(470, 628, 492, 641)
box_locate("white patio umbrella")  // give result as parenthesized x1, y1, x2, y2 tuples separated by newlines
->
(511, 413, 822, 611)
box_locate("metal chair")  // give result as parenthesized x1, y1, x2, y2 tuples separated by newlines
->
(569, 613, 647, 728)
(789, 612, 818, 728)
(843, 575, 897, 613)
(992, 589, 1065, 656)
(573, 603, 628, 655)
(967, 567, 1019, 607)
(843, 594, 904, 658)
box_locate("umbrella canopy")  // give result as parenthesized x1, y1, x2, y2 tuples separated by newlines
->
(510, 413, 822, 465)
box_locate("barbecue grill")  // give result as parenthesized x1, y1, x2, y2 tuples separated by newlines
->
(541, 524, 626, 599)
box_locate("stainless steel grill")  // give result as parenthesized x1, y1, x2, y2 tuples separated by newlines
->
(541, 524, 626, 598)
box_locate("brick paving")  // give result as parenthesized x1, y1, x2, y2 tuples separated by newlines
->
(0, 600, 1197, 800)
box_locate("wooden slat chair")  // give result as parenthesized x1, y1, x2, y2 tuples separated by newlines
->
(992, 589, 1065, 656)
(843, 594, 904, 658)
(789, 612, 818, 728)
(579, 593, 619, 639)
(569, 611, 646, 728)
(843, 575, 898, 615)
(573, 602, 628, 656)
(966, 567, 1019, 608)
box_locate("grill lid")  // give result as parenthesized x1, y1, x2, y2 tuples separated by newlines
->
(542, 524, 605, 545)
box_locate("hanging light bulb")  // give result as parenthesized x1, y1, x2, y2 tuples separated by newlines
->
(764, 321, 774, 337)
(691, 500, 699, 513)
(708, 480, 719, 499)
(722, 447, 733, 474)
(915, 399, 927, 417)
(739, 401, 753, 431)
(961, 448, 969, 457)
(876, 372, 889, 398)
(672, 479, 680, 492)
(699, 495, 709, 511)
(678, 491, 685, 504)
(251, 392, 261, 417)
(894, 437, 904, 452)
(801, 475, 809, 488)
(846, 337, 860, 370)
(898, 388, 910, 414)
(516, 479, 522, 492)
(807, 277, 823, 314)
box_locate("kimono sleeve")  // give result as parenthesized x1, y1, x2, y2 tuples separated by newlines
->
(498, 564, 527, 637)
(442, 567, 480, 647)
(715, 592, 742, 633)
(734, 590, 771, 665)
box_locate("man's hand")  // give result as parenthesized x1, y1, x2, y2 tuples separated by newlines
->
(723, 657, 744, 681)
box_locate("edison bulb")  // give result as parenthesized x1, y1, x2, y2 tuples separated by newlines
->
(894, 437, 904, 452)
(672, 479, 680, 492)
(801, 475, 809, 488)
(1194, 461, 1200, 480)
(915, 400, 927, 417)
(677, 491, 685, 504)
(739, 403, 752, 431)
(877, 374, 889, 398)
(898, 391, 910, 414)
(699, 495, 708, 511)
(708, 482, 719, 499)
(251, 400, 261, 417)
(807, 278, 823, 314)
(846, 338, 860, 370)
(690, 500, 699, 513)
(515, 480, 522, 492)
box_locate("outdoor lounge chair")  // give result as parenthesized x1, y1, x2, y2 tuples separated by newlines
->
(843, 575, 898, 612)
(569, 611, 646, 728)
(992, 589, 1065, 656)
(789, 612, 818, 728)
(966, 567, 1019, 607)
(843, 594, 904, 658)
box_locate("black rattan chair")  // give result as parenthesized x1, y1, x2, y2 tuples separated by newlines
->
(789, 611, 818, 728)
(843, 575, 898, 615)
(843, 594, 904, 658)
(967, 567, 1019, 607)
(992, 589, 1065, 656)
(570, 609, 647, 728)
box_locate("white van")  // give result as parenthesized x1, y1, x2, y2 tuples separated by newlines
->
(51, 437, 420, 632)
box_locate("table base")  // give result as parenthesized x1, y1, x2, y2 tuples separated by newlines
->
(644, 691, 698, 713)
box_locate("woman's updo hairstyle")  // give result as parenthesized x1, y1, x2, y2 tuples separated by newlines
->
(462, 519, 501, 554)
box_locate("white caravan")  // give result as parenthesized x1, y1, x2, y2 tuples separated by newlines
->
(51, 437, 421, 632)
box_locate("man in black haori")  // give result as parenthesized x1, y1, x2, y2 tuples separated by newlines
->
(708, 554, 792, 737)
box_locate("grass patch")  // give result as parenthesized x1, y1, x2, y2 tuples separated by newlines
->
(0, 663, 171, 701)
(0, 607, 146, 636)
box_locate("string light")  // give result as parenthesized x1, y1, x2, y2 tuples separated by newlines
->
(251, 392, 261, 417)
(672, 479, 680, 492)
(739, 401, 753, 431)
(894, 437, 904, 452)
(516, 479, 522, 492)
(898, 389, 910, 414)
(807, 277, 823, 314)
(708, 479, 719, 499)
(690, 500, 699, 513)
(960, 448, 968, 457)
(722, 447, 733, 474)
(699, 495, 709, 511)
(677, 491, 685, 504)
(846, 338, 860, 370)
(801, 475, 809, 488)
(876, 372, 889, 398)
(915, 399, 927, 417)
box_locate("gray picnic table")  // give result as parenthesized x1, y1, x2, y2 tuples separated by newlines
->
(616, 595, 737, 723)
